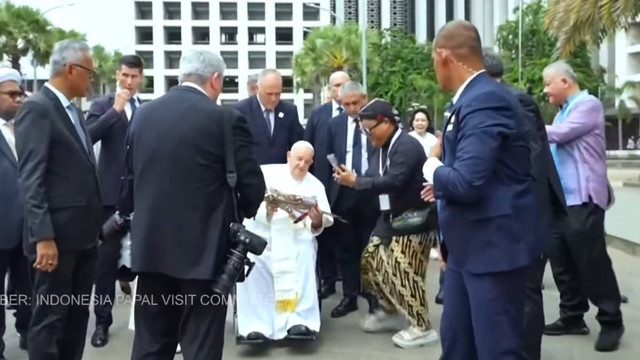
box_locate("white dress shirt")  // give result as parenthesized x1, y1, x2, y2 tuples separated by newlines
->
(0, 116, 17, 159)
(344, 115, 368, 175)
(331, 100, 343, 118)
(423, 70, 485, 183)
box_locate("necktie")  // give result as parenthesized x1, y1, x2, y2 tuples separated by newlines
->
(352, 119, 362, 176)
(4, 121, 17, 160)
(129, 97, 138, 119)
(337, 106, 343, 115)
(264, 110, 272, 136)
(67, 103, 88, 152)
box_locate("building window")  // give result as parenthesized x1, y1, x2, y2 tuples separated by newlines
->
(192, 27, 210, 44)
(192, 2, 209, 20)
(445, 0, 454, 22)
(276, 51, 293, 69)
(275, 27, 293, 45)
(165, 76, 178, 91)
(142, 76, 154, 93)
(248, 51, 266, 69)
(219, 2, 237, 20)
(426, 0, 435, 42)
(135, 2, 152, 20)
(464, 0, 472, 21)
(303, 3, 320, 21)
(304, 99, 314, 119)
(247, 2, 265, 21)
(221, 99, 237, 107)
(136, 51, 154, 69)
(163, 2, 181, 20)
(220, 51, 238, 69)
(223, 76, 239, 93)
(220, 27, 237, 44)
(164, 51, 181, 69)
(275, 3, 293, 21)
(303, 27, 317, 40)
(135, 27, 153, 45)
(164, 27, 181, 45)
(248, 27, 266, 45)
(282, 76, 294, 93)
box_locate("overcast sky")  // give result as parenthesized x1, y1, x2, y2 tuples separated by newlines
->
(14, 0, 133, 53)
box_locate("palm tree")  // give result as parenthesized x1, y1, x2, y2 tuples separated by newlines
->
(0, 2, 51, 72)
(91, 45, 123, 96)
(545, 0, 640, 58)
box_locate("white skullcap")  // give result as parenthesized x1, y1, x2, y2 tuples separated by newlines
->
(0, 68, 22, 85)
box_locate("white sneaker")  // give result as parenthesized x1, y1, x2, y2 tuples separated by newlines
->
(430, 248, 439, 260)
(392, 326, 439, 349)
(176, 344, 181, 354)
(360, 310, 405, 333)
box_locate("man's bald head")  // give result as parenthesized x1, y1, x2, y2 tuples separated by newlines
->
(434, 20, 483, 63)
(329, 71, 350, 104)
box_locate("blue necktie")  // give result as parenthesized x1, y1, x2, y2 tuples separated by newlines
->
(67, 103, 88, 152)
(129, 97, 138, 119)
(352, 119, 362, 176)
(264, 110, 272, 136)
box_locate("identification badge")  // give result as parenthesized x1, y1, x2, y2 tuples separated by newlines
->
(379, 194, 390, 211)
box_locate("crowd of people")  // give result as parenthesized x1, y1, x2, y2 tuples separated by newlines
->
(0, 19, 626, 360)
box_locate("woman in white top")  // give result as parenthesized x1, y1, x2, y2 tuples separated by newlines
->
(408, 108, 438, 156)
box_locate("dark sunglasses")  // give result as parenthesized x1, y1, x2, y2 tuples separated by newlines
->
(68, 63, 96, 79)
(0, 90, 26, 100)
(359, 120, 385, 137)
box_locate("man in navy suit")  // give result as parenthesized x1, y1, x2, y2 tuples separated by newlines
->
(304, 70, 350, 299)
(85, 54, 144, 347)
(234, 69, 303, 165)
(421, 21, 537, 359)
(0, 67, 31, 358)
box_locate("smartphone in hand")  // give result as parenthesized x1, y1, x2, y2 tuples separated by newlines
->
(327, 154, 340, 168)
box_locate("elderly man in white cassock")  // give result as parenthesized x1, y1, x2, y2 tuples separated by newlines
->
(236, 140, 333, 342)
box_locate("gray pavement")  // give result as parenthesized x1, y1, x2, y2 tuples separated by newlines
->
(3, 247, 639, 360)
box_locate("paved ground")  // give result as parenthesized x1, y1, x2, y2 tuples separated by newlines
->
(3, 247, 639, 359)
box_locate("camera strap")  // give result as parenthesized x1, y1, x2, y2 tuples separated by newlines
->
(222, 110, 241, 222)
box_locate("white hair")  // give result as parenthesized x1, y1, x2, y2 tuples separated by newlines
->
(258, 69, 282, 85)
(329, 71, 350, 85)
(543, 60, 578, 84)
(50, 40, 90, 77)
(290, 140, 314, 156)
(339, 81, 365, 98)
(178, 49, 226, 85)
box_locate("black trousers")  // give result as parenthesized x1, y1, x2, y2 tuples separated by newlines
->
(331, 190, 376, 298)
(131, 272, 227, 360)
(0, 245, 32, 356)
(520, 256, 547, 360)
(94, 205, 121, 328)
(28, 246, 97, 360)
(548, 202, 622, 327)
(317, 230, 337, 285)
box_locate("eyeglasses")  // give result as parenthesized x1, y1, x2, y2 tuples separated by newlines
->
(68, 63, 96, 79)
(359, 119, 385, 137)
(0, 90, 26, 100)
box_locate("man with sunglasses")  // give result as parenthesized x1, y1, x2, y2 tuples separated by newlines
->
(0, 67, 31, 359)
(14, 40, 101, 360)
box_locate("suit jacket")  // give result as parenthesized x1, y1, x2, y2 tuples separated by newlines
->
(86, 93, 129, 206)
(233, 95, 303, 165)
(304, 102, 333, 188)
(15, 86, 102, 255)
(0, 132, 22, 250)
(125, 86, 265, 280)
(433, 72, 537, 274)
(326, 113, 374, 206)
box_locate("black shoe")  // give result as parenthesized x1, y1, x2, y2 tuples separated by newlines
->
(246, 331, 268, 342)
(595, 325, 624, 352)
(364, 293, 381, 314)
(90, 325, 109, 348)
(330, 297, 358, 318)
(543, 319, 590, 336)
(19, 334, 27, 350)
(621, 294, 628, 304)
(435, 288, 444, 305)
(319, 283, 336, 300)
(286, 324, 317, 340)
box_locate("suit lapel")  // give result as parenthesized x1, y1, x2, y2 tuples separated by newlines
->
(337, 114, 348, 163)
(250, 96, 271, 141)
(0, 136, 17, 167)
(273, 102, 286, 140)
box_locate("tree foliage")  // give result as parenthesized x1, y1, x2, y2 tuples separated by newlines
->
(496, 0, 605, 122)
(545, 0, 640, 58)
(91, 45, 123, 96)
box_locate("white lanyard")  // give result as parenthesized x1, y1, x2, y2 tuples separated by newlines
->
(379, 129, 401, 176)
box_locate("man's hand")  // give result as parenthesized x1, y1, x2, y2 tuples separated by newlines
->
(309, 205, 323, 229)
(429, 131, 443, 159)
(113, 89, 131, 113)
(333, 165, 356, 188)
(34, 239, 58, 272)
(421, 183, 436, 202)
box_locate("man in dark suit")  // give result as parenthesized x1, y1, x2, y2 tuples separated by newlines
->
(85, 54, 143, 347)
(15, 39, 102, 360)
(325, 81, 378, 317)
(483, 50, 567, 360)
(304, 70, 350, 299)
(120, 49, 265, 360)
(0, 67, 31, 359)
(233, 69, 303, 165)
(421, 21, 537, 359)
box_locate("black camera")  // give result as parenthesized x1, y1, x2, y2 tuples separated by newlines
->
(211, 222, 268, 296)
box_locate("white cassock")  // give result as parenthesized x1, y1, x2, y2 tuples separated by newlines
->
(236, 164, 333, 340)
